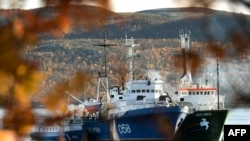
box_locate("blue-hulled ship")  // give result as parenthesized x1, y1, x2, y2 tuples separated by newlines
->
(83, 81, 188, 141)
(81, 35, 189, 141)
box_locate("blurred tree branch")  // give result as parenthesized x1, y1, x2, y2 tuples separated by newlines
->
(0, 0, 250, 140)
(0, 0, 111, 139)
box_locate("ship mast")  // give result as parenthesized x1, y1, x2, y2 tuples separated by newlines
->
(179, 29, 192, 87)
(94, 32, 116, 103)
(217, 57, 220, 110)
(125, 34, 140, 81)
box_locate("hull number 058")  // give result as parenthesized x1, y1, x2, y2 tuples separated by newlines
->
(117, 124, 131, 134)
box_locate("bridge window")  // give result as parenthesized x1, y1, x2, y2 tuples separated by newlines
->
(182, 92, 187, 95)
(137, 90, 141, 93)
(132, 90, 135, 93)
(146, 89, 150, 93)
(155, 90, 158, 93)
(142, 89, 145, 93)
(193, 92, 195, 95)
(196, 91, 199, 95)
(151, 89, 154, 92)
(189, 92, 191, 95)
(200, 91, 203, 95)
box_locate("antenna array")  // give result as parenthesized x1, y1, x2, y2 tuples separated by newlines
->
(179, 29, 191, 49)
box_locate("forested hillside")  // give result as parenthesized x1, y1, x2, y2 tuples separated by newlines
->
(24, 37, 250, 107)
(1, 5, 250, 107)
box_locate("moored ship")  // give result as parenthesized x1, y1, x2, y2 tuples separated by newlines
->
(29, 116, 85, 141)
(173, 30, 228, 141)
(81, 35, 189, 141)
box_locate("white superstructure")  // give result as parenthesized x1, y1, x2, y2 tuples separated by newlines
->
(175, 29, 225, 112)
(109, 35, 173, 105)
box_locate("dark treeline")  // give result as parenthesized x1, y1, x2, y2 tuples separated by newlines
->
(1, 5, 249, 42)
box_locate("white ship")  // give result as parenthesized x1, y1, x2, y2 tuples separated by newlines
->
(173, 29, 228, 141)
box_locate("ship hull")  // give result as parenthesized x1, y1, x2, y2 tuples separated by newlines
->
(30, 130, 84, 141)
(84, 105, 187, 141)
(173, 110, 228, 141)
(30, 118, 84, 141)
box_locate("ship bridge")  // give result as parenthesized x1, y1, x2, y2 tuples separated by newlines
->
(124, 79, 164, 101)
(109, 78, 169, 104)
(177, 83, 225, 111)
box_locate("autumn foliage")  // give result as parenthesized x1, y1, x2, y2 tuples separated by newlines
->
(0, 0, 111, 140)
(0, 0, 250, 140)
